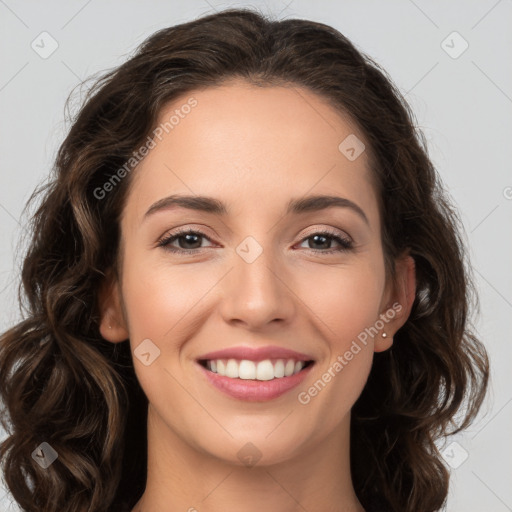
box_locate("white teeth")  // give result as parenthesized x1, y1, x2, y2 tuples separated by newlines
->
(284, 359, 295, 377)
(256, 360, 274, 381)
(274, 360, 285, 378)
(238, 360, 256, 380)
(225, 359, 238, 378)
(205, 358, 308, 380)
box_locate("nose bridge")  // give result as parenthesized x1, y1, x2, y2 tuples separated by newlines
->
(219, 234, 294, 327)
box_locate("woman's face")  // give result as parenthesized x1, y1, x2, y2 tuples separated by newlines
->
(101, 80, 413, 466)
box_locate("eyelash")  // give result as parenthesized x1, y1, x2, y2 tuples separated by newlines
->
(157, 227, 354, 255)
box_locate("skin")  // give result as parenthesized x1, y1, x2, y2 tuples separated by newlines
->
(99, 79, 416, 512)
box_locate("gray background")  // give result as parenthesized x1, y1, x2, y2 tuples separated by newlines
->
(1, 0, 511, 510)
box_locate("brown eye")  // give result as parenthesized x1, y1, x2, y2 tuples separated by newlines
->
(158, 229, 214, 253)
(298, 230, 353, 253)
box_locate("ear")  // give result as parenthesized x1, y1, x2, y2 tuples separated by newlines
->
(97, 272, 129, 343)
(374, 252, 416, 352)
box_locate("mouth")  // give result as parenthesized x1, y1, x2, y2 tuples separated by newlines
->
(196, 357, 316, 401)
(198, 358, 315, 380)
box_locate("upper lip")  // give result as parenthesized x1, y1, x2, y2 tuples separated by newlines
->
(197, 345, 315, 363)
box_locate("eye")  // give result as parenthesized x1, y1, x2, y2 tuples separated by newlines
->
(157, 228, 214, 253)
(297, 229, 353, 254)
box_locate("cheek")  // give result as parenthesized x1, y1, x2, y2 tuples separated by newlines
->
(121, 255, 209, 343)
(293, 267, 383, 434)
(120, 255, 205, 407)
(291, 259, 385, 408)
(295, 259, 386, 349)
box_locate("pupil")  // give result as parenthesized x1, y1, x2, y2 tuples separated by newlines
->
(311, 234, 329, 249)
(181, 234, 201, 249)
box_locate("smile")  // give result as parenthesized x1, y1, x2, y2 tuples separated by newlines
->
(195, 345, 316, 401)
(200, 358, 314, 380)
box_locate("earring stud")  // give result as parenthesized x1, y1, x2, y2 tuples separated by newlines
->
(381, 332, 388, 338)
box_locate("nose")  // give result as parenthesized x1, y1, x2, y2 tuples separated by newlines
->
(218, 241, 296, 330)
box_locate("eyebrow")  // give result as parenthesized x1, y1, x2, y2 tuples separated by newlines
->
(144, 194, 369, 225)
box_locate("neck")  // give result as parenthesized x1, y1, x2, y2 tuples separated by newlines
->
(132, 404, 365, 512)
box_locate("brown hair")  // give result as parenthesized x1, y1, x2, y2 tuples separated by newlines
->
(0, 7, 489, 512)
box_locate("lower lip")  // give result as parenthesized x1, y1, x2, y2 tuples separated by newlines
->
(197, 362, 314, 401)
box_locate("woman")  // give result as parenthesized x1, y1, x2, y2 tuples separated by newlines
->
(0, 7, 489, 512)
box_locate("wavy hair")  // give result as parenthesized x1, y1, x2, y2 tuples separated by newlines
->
(0, 7, 489, 512)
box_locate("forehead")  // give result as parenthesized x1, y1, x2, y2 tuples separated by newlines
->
(124, 81, 379, 226)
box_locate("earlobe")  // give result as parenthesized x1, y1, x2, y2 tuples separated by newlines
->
(375, 253, 416, 353)
(99, 311, 129, 343)
(374, 330, 393, 352)
(98, 276, 129, 343)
